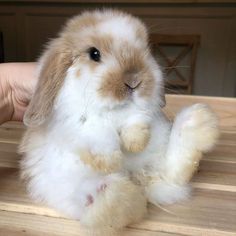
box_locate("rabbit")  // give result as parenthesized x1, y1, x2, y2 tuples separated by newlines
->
(19, 9, 219, 236)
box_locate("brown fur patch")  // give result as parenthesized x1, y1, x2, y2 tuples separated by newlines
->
(98, 67, 129, 101)
(79, 149, 122, 173)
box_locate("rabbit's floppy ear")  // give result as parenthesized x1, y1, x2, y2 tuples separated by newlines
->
(24, 42, 73, 127)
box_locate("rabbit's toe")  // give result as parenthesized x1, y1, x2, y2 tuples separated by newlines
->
(85, 182, 108, 207)
(85, 194, 94, 206)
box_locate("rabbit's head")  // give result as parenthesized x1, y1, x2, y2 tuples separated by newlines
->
(24, 9, 165, 127)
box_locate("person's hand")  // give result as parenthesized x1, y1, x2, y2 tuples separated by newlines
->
(0, 63, 37, 124)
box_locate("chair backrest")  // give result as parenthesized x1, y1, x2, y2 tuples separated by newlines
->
(150, 34, 200, 94)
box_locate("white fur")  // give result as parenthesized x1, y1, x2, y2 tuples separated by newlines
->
(146, 181, 191, 205)
(99, 19, 136, 43)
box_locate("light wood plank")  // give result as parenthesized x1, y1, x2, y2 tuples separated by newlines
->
(0, 142, 18, 153)
(0, 211, 185, 236)
(192, 172, 236, 189)
(0, 122, 25, 129)
(0, 151, 20, 168)
(207, 144, 236, 158)
(192, 182, 236, 192)
(199, 159, 236, 174)
(0, 129, 24, 143)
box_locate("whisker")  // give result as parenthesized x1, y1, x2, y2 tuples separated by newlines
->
(155, 203, 178, 216)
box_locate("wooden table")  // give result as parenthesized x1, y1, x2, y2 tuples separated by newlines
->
(0, 95, 235, 236)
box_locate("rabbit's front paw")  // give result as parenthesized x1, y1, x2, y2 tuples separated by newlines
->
(79, 149, 122, 173)
(121, 123, 150, 153)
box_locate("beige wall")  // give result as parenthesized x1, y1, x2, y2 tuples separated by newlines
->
(0, 1, 235, 97)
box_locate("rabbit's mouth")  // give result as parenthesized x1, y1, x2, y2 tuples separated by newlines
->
(126, 81, 142, 96)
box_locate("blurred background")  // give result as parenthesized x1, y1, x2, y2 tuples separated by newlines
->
(0, 0, 235, 97)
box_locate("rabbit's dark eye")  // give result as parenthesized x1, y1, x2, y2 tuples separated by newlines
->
(88, 47, 101, 62)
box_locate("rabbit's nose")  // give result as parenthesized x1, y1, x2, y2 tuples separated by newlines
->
(124, 73, 142, 90)
(125, 80, 142, 90)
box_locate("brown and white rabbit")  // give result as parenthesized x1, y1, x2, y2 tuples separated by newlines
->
(19, 9, 219, 236)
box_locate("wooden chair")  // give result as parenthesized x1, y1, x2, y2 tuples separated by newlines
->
(150, 34, 200, 94)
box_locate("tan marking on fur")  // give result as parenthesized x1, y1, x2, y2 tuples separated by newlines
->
(121, 123, 151, 153)
(24, 40, 73, 127)
(79, 149, 122, 173)
(98, 67, 129, 101)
